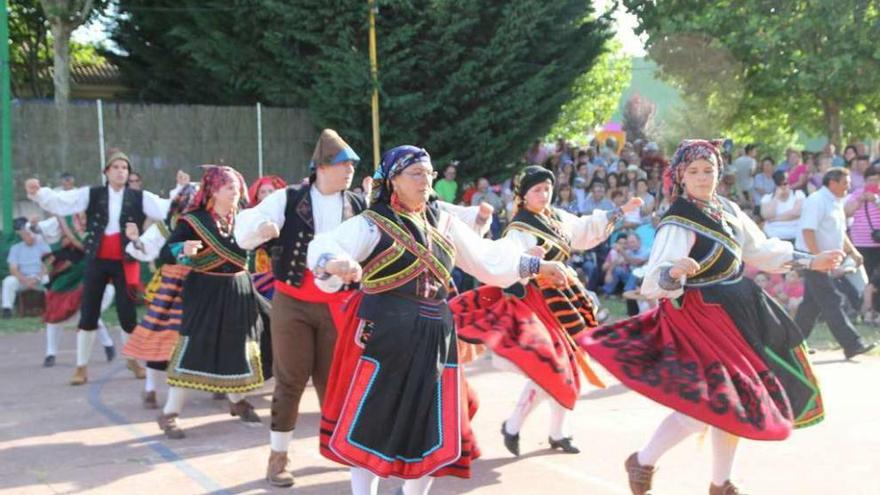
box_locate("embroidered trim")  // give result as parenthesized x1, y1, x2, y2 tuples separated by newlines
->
(518, 255, 541, 278)
(658, 266, 683, 291)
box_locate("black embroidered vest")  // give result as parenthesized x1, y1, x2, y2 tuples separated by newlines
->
(359, 203, 456, 301)
(659, 197, 743, 287)
(271, 185, 366, 287)
(83, 186, 146, 260)
(505, 208, 573, 263)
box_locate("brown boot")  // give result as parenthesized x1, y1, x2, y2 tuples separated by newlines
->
(710, 481, 749, 495)
(69, 366, 88, 386)
(127, 359, 146, 379)
(142, 391, 158, 409)
(157, 413, 186, 439)
(625, 452, 657, 495)
(266, 450, 295, 487)
(229, 399, 261, 423)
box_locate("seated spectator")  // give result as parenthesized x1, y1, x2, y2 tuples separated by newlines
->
(761, 171, 804, 243)
(634, 178, 655, 217)
(602, 237, 629, 296)
(554, 182, 579, 214)
(774, 270, 805, 317)
(3, 217, 51, 318)
(753, 272, 772, 292)
(579, 179, 613, 215)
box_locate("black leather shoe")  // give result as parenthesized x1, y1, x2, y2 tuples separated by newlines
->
(43, 355, 55, 368)
(104, 345, 116, 362)
(2, 308, 11, 319)
(844, 342, 876, 360)
(548, 436, 580, 454)
(501, 421, 520, 457)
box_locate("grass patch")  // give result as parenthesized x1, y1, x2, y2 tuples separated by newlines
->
(0, 306, 147, 335)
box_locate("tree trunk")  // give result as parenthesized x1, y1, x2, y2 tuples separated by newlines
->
(50, 18, 72, 169)
(823, 100, 842, 149)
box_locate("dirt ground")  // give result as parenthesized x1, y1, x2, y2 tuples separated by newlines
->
(0, 329, 878, 495)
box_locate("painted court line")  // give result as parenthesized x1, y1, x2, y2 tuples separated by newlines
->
(87, 364, 231, 495)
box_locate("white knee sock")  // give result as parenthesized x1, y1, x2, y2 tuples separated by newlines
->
(75, 330, 98, 367)
(118, 329, 129, 347)
(163, 386, 187, 415)
(96, 320, 114, 347)
(270, 430, 293, 453)
(505, 380, 545, 435)
(637, 412, 704, 466)
(144, 367, 161, 393)
(548, 399, 569, 441)
(227, 392, 246, 403)
(402, 476, 434, 495)
(46, 323, 61, 356)
(350, 467, 379, 495)
(711, 428, 740, 486)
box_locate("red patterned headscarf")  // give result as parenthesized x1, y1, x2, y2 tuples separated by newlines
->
(662, 139, 725, 200)
(187, 165, 248, 213)
(248, 175, 287, 207)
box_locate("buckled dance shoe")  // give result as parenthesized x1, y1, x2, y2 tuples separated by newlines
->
(625, 452, 656, 495)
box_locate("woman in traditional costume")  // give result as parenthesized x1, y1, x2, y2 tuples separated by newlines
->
(579, 140, 843, 495)
(246, 175, 287, 299)
(307, 146, 572, 495)
(450, 165, 641, 456)
(156, 166, 270, 439)
(122, 184, 197, 409)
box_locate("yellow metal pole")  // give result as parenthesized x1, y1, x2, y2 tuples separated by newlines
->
(368, 0, 381, 171)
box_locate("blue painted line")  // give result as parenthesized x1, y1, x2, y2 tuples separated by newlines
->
(87, 364, 231, 495)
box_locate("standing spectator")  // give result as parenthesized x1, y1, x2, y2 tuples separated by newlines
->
(471, 177, 505, 238)
(849, 155, 871, 192)
(524, 139, 550, 165)
(842, 144, 858, 167)
(824, 142, 844, 168)
(787, 152, 810, 192)
(433, 163, 459, 203)
(3, 218, 51, 318)
(761, 171, 805, 243)
(810, 153, 833, 192)
(579, 180, 613, 215)
(752, 156, 776, 208)
(776, 148, 801, 173)
(844, 165, 880, 282)
(795, 168, 876, 359)
(732, 143, 758, 204)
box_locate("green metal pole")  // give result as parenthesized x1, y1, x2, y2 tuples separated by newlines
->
(0, 1, 13, 236)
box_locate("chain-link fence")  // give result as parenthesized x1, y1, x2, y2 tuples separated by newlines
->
(4, 100, 316, 230)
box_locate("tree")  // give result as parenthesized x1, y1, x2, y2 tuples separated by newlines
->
(622, 92, 658, 143)
(38, 0, 104, 167)
(549, 44, 631, 141)
(109, 0, 614, 177)
(9, 1, 52, 98)
(624, 0, 880, 147)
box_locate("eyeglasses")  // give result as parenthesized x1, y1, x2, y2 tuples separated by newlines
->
(401, 169, 438, 181)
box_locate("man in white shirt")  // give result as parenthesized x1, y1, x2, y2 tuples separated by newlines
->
(236, 130, 367, 487)
(795, 168, 876, 359)
(25, 150, 171, 385)
(2, 218, 50, 318)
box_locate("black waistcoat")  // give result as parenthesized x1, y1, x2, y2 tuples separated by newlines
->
(659, 197, 743, 287)
(271, 185, 366, 287)
(83, 186, 146, 261)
